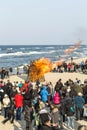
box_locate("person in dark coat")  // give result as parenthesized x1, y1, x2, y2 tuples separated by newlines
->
(0, 88, 4, 114)
(24, 100, 34, 130)
(65, 99, 75, 129)
(40, 113, 52, 130)
(82, 79, 87, 103)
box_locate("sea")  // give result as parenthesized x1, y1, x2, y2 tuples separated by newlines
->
(0, 45, 87, 74)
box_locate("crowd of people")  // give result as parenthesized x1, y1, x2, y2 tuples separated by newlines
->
(0, 65, 30, 79)
(0, 75, 87, 130)
(52, 59, 87, 74)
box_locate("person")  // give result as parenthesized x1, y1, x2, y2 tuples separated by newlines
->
(14, 91, 24, 120)
(74, 92, 85, 120)
(40, 113, 52, 130)
(65, 98, 75, 130)
(53, 90, 60, 105)
(24, 100, 34, 130)
(82, 79, 87, 103)
(17, 67, 19, 75)
(2, 94, 10, 118)
(0, 88, 4, 114)
(50, 104, 61, 129)
(2, 97, 15, 124)
(40, 85, 50, 103)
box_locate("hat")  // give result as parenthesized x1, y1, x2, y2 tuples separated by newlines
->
(78, 92, 83, 96)
(4, 94, 8, 97)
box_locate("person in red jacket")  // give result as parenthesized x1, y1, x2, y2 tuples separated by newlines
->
(14, 91, 24, 120)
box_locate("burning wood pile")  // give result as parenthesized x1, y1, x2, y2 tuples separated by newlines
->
(28, 57, 53, 82)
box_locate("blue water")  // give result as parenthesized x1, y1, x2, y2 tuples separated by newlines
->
(0, 45, 87, 69)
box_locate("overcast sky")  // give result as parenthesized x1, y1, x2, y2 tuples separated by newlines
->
(0, 0, 87, 45)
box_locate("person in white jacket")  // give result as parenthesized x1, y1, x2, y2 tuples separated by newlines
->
(3, 94, 10, 118)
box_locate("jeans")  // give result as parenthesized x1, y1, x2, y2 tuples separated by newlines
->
(16, 107, 23, 120)
(67, 116, 75, 129)
(76, 107, 83, 120)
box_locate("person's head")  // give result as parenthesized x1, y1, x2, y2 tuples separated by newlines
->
(40, 113, 51, 126)
(78, 92, 83, 96)
(84, 79, 87, 85)
(4, 94, 9, 98)
(78, 125, 87, 130)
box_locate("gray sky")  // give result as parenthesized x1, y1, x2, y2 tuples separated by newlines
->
(0, 0, 87, 45)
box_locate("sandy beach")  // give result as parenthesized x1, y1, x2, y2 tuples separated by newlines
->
(0, 57, 87, 130)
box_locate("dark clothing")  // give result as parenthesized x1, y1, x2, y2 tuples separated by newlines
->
(83, 85, 87, 103)
(83, 85, 87, 95)
(65, 96, 74, 116)
(65, 104, 74, 117)
(26, 120, 33, 130)
(2, 100, 15, 123)
(76, 107, 83, 120)
(41, 125, 52, 130)
(24, 103, 34, 130)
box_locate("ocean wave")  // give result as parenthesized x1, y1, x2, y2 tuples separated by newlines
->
(73, 51, 79, 54)
(48, 50, 55, 53)
(20, 48, 25, 50)
(82, 47, 87, 50)
(0, 50, 55, 57)
(7, 48, 13, 50)
(45, 47, 54, 49)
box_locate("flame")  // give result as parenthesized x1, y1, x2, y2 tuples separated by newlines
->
(28, 57, 53, 81)
(64, 41, 82, 55)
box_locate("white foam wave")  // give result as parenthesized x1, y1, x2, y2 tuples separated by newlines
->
(0, 50, 55, 57)
(20, 48, 25, 50)
(46, 47, 54, 49)
(7, 48, 13, 50)
(48, 50, 55, 53)
(73, 51, 79, 54)
(83, 48, 87, 50)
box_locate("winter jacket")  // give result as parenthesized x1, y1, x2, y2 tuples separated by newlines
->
(74, 96, 85, 108)
(40, 86, 49, 102)
(53, 91, 60, 104)
(24, 105, 34, 122)
(41, 125, 52, 130)
(3, 96, 10, 108)
(14, 93, 24, 108)
(51, 107, 60, 124)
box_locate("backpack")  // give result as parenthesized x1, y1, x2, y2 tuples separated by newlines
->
(65, 98, 75, 114)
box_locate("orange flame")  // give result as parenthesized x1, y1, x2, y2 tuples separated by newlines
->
(29, 57, 53, 81)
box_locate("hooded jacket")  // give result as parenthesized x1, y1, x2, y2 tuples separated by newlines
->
(53, 91, 60, 104)
(40, 86, 49, 102)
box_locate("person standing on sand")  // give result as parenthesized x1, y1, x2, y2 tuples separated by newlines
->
(24, 100, 34, 130)
(17, 67, 20, 75)
(82, 79, 87, 103)
(14, 91, 24, 120)
(74, 92, 85, 120)
(2, 94, 10, 118)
